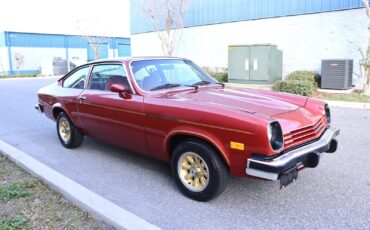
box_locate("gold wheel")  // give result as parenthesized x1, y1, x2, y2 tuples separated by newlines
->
(58, 117, 71, 143)
(177, 152, 209, 192)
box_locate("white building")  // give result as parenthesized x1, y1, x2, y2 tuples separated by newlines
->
(0, 0, 132, 75)
(130, 0, 368, 87)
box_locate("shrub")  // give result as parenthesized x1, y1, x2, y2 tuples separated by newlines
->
(203, 67, 228, 83)
(0, 181, 35, 201)
(285, 71, 320, 88)
(210, 72, 228, 83)
(272, 80, 314, 96)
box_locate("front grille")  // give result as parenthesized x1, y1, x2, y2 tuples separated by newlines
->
(283, 117, 327, 149)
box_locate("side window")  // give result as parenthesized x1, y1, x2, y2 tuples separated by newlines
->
(63, 67, 89, 89)
(88, 64, 131, 92)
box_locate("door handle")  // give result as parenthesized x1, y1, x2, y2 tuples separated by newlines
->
(78, 96, 86, 101)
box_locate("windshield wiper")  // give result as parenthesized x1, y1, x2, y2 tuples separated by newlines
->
(215, 82, 225, 87)
(150, 83, 182, 91)
(191, 80, 212, 86)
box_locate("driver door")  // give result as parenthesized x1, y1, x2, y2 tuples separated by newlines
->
(77, 63, 149, 155)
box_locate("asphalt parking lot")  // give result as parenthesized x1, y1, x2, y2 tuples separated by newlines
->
(0, 77, 369, 229)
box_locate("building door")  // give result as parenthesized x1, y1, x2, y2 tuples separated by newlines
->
(117, 44, 131, 57)
(87, 43, 108, 61)
(228, 46, 250, 81)
(249, 46, 269, 81)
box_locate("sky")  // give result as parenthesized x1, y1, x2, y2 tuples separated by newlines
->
(0, 0, 131, 37)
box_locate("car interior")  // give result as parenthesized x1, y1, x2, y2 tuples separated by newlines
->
(90, 73, 131, 93)
(86, 63, 133, 94)
(142, 69, 164, 91)
(105, 75, 130, 92)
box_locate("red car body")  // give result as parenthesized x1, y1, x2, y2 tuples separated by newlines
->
(36, 57, 339, 198)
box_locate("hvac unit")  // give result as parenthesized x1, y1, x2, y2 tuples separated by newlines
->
(321, 59, 353, 90)
(41, 59, 76, 76)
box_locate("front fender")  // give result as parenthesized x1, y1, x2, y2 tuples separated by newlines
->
(164, 126, 231, 166)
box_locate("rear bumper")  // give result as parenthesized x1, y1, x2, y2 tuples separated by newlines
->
(34, 103, 44, 113)
(246, 126, 340, 181)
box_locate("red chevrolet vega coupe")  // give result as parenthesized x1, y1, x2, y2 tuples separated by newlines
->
(36, 57, 339, 201)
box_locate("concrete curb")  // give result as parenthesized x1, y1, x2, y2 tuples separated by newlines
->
(325, 100, 370, 110)
(0, 139, 160, 230)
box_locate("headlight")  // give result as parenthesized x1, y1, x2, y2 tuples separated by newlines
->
(325, 104, 331, 125)
(268, 121, 284, 151)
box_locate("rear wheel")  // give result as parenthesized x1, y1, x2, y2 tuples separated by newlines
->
(171, 139, 228, 201)
(56, 112, 83, 148)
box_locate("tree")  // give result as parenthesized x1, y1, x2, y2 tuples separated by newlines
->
(76, 18, 109, 61)
(140, 0, 191, 56)
(14, 52, 24, 75)
(362, 0, 370, 94)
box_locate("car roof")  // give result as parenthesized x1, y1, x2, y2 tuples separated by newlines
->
(86, 56, 186, 65)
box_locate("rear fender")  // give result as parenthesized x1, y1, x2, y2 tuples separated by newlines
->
(52, 103, 78, 125)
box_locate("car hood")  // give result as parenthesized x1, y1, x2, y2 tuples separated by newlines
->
(167, 87, 308, 117)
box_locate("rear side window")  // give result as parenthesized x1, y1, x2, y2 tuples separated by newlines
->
(63, 67, 89, 89)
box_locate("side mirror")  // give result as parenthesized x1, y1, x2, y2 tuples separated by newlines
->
(110, 84, 126, 93)
(110, 84, 131, 99)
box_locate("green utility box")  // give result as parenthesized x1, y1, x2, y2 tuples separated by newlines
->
(228, 44, 282, 84)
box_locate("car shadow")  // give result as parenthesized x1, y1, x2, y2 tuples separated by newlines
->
(80, 136, 279, 199)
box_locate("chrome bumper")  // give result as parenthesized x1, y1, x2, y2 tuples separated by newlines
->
(246, 127, 340, 181)
(34, 103, 44, 113)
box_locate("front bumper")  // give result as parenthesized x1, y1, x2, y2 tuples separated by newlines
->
(246, 127, 340, 181)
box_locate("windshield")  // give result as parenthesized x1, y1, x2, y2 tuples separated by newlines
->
(130, 59, 219, 91)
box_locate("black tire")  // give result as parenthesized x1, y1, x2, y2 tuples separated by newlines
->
(56, 112, 83, 149)
(171, 139, 228, 201)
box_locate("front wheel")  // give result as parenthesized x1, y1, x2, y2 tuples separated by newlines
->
(56, 112, 83, 149)
(171, 139, 228, 201)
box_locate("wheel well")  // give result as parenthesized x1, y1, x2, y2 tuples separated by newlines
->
(168, 134, 229, 168)
(52, 107, 64, 119)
